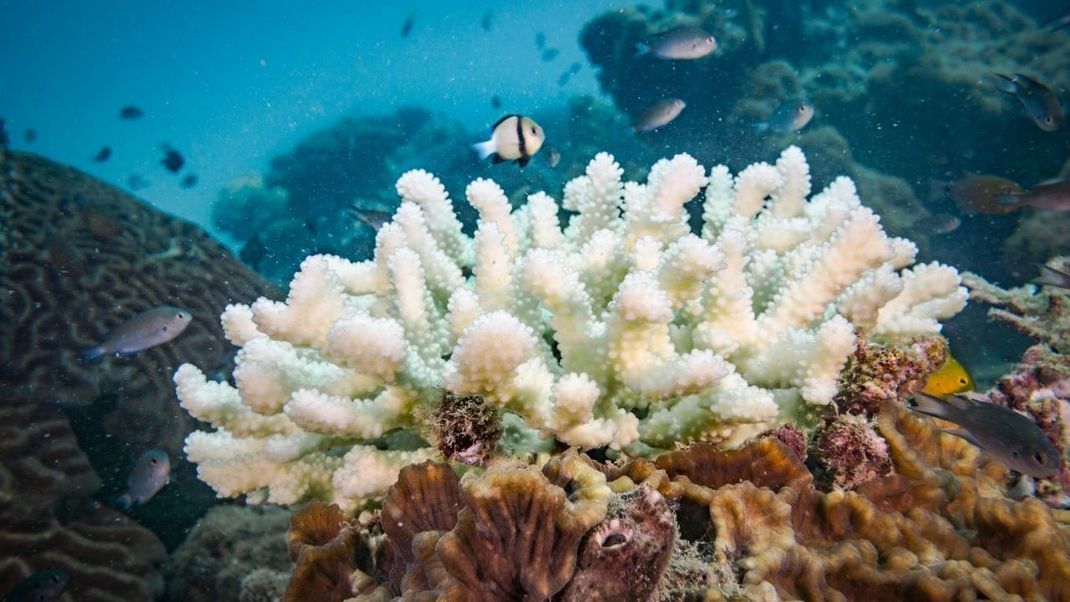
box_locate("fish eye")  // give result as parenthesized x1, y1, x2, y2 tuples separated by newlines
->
(959, 378, 967, 384)
(162, 326, 168, 332)
(150, 458, 158, 463)
(1012, 450, 1020, 457)
(1034, 452, 1046, 463)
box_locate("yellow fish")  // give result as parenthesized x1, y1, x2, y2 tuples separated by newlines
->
(922, 354, 975, 397)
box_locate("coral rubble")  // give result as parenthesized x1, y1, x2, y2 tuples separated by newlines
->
(281, 410, 1070, 600)
(177, 147, 966, 511)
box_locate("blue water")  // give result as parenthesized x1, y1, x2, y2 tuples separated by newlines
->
(0, 0, 614, 232)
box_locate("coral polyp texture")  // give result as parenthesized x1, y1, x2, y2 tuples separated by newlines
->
(176, 147, 967, 511)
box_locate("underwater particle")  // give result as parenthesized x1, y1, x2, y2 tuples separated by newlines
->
(429, 391, 502, 466)
(0, 569, 70, 602)
(1034, 262, 1070, 291)
(119, 105, 144, 119)
(116, 449, 171, 510)
(635, 26, 717, 60)
(558, 485, 676, 601)
(92, 145, 112, 162)
(22, 128, 36, 143)
(756, 99, 815, 133)
(82, 305, 193, 361)
(909, 392, 1062, 478)
(180, 173, 198, 189)
(993, 72, 1063, 132)
(634, 98, 686, 131)
(921, 352, 974, 396)
(813, 413, 893, 490)
(471, 114, 545, 168)
(160, 145, 184, 173)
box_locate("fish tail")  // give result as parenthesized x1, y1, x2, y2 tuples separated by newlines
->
(471, 139, 496, 160)
(114, 494, 134, 511)
(1033, 264, 1070, 288)
(910, 391, 954, 419)
(81, 346, 104, 363)
(634, 43, 649, 57)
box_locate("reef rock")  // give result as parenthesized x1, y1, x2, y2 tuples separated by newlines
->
(281, 410, 1070, 600)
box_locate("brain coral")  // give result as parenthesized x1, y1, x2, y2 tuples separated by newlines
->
(0, 395, 167, 602)
(281, 409, 1070, 600)
(176, 146, 966, 512)
(0, 149, 275, 458)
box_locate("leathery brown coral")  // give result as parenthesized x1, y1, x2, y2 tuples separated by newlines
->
(284, 407, 1070, 601)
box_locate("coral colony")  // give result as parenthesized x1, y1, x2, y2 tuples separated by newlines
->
(175, 147, 967, 512)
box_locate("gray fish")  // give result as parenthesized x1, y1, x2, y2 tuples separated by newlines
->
(535, 32, 546, 50)
(472, 115, 545, 168)
(1042, 6, 1070, 31)
(351, 206, 392, 231)
(119, 105, 144, 119)
(548, 148, 561, 168)
(93, 146, 112, 162)
(757, 100, 815, 133)
(636, 26, 716, 60)
(994, 73, 1063, 132)
(83, 305, 193, 360)
(634, 98, 686, 132)
(1, 570, 70, 602)
(116, 449, 170, 510)
(541, 48, 560, 62)
(910, 392, 1062, 478)
(1034, 263, 1070, 290)
(481, 10, 493, 32)
(997, 179, 1070, 211)
(0, 118, 7, 148)
(916, 213, 962, 235)
(23, 128, 36, 143)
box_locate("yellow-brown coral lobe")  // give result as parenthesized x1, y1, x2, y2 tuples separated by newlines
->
(284, 408, 1070, 601)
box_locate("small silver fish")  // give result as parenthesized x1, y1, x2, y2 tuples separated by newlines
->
(994, 73, 1063, 132)
(757, 100, 815, 133)
(472, 115, 545, 168)
(636, 27, 717, 60)
(1, 570, 69, 602)
(83, 305, 193, 360)
(916, 213, 962, 235)
(116, 449, 170, 510)
(635, 98, 686, 132)
(1042, 7, 1070, 31)
(1034, 263, 1070, 290)
(548, 149, 561, 168)
(910, 392, 1062, 478)
(351, 206, 392, 231)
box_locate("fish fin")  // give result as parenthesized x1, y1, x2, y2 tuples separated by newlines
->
(1034, 264, 1070, 288)
(943, 429, 982, 448)
(471, 139, 496, 160)
(995, 194, 1023, 206)
(992, 72, 1019, 94)
(81, 346, 104, 363)
(753, 121, 770, 133)
(490, 153, 507, 165)
(114, 494, 133, 511)
(909, 392, 954, 420)
(634, 43, 650, 57)
(516, 155, 530, 168)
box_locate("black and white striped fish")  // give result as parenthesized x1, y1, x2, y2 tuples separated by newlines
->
(472, 114, 545, 168)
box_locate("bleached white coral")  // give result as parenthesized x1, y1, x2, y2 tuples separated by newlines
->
(176, 146, 966, 511)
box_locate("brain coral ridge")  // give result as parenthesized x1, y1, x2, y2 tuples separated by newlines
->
(176, 146, 967, 511)
(282, 410, 1070, 601)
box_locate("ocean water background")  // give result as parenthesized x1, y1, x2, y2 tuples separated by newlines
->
(0, 0, 617, 235)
